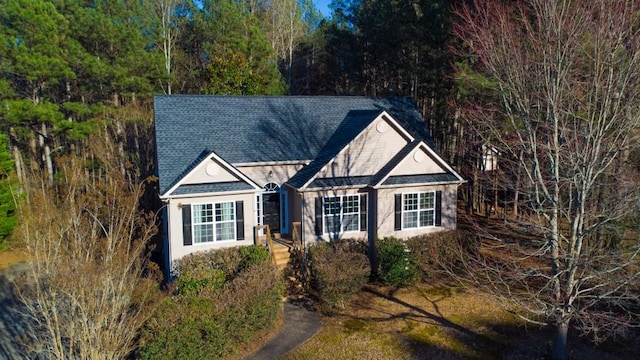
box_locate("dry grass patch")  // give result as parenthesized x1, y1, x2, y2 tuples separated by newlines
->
(283, 281, 640, 360)
(285, 283, 526, 360)
(283, 319, 409, 360)
(0, 247, 27, 270)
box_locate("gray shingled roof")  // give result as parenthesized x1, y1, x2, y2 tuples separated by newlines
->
(306, 176, 374, 189)
(154, 96, 429, 195)
(172, 182, 255, 195)
(381, 173, 461, 186)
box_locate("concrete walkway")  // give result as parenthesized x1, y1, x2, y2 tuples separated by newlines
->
(247, 301, 321, 360)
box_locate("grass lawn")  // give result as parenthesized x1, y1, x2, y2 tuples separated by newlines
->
(282, 282, 640, 360)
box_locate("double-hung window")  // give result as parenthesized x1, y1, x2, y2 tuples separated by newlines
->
(192, 202, 236, 243)
(323, 195, 360, 234)
(402, 192, 435, 229)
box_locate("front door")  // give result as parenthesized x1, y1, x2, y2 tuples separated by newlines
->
(263, 192, 280, 234)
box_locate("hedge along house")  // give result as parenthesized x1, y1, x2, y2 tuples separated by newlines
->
(154, 96, 465, 274)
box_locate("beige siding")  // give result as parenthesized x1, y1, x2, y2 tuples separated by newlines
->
(300, 189, 368, 244)
(290, 190, 303, 226)
(317, 117, 410, 178)
(166, 192, 258, 266)
(182, 158, 239, 184)
(236, 163, 305, 188)
(375, 184, 458, 239)
(388, 148, 445, 176)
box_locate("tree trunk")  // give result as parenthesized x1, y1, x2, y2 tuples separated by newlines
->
(9, 127, 23, 182)
(12, 146, 23, 183)
(552, 320, 569, 360)
(513, 151, 523, 218)
(39, 124, 54, 187)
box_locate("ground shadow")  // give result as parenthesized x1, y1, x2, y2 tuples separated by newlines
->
(0, 265, 32, 359)
(342, 284, 527, 359)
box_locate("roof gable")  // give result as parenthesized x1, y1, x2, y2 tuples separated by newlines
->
(154, 96, 430, 193)
(287, 111, 414, 190)
(373, 141, 465, 188)
(161, 151, 260, 198)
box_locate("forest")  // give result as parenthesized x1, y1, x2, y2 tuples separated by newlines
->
(1, 1, 639, 360)
(0, 0, 464, 237)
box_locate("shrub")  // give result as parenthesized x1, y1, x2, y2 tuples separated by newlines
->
(208, 247, 243, 278)
(173, 245, 270, 293)
(238, 245, 270, 272)
(405, 229, 480, 279)
(376, 237, 418, 287)
(308, 239, 370, 315)
(139, 247, 283, 359)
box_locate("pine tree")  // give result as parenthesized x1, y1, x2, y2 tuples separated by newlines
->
(0, 134, 17, 244)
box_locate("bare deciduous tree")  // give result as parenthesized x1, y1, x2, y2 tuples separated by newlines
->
(453, 1, 640, 359)
(265, 0, 306, 86)
(154, 0, 180, 94)
(14, 133, 160, 360)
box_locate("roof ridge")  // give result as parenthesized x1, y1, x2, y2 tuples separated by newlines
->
(154, 94, 412, 99)
(154, 96, 431, 192)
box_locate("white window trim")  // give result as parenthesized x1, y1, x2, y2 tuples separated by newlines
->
(323, 194, 361, 235)
(255, 194, 263, 236)
(402, 191, 436, 230)
(192, 201, 237, 244)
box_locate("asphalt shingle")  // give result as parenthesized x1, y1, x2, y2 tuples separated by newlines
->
(306, 176, 374, 189)
(171, 182, 255, 195)
(381, 173, 461, 186)
(154, 96, 430, 195)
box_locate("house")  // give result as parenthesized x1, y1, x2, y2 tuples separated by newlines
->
(154, 95, 465, 273)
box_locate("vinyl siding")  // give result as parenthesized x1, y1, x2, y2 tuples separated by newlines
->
(182, 158, 239, 184)
(166, 192, 257, 267)
(387, 148, 445, 176)
(300, 189, 368, 243)
(375, 184, 458, 239)
(317, 117, 410, 178)
(236, 163, 305, 188)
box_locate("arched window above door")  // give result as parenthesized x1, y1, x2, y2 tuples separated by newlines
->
(263, 182, 280, 193)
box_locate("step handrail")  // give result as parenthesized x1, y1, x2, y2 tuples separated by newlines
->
(254, 225, 277, 264)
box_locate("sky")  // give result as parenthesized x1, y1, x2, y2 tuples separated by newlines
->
(314, 0, 331, 18)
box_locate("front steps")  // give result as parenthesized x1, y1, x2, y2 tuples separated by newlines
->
(271, 240, 293, 271)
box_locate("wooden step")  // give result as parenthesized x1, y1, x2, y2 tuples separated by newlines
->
(271, 242, 292, 270)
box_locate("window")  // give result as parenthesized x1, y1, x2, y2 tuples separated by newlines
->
(263, 182, 280, 193)
(192, 202, 236, 243)
(402, 192, 435, 229)
(215, 202, 235, 241)
(323, 195, 360, 234)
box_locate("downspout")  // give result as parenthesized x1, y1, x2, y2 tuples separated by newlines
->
(368, 188, 378, 276)
(161, 200, 171, 282)
(300, 192, 306, 251)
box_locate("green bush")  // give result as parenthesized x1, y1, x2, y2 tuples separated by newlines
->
(376, 237, 418, 287)
(238, 244, 270, 271)
(405, 229, 480, 279)
(308, 239, 370, 315)
(139, 247, 283, 359)
(208, 246, 244, 277)
(174, 245, 270, 290)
